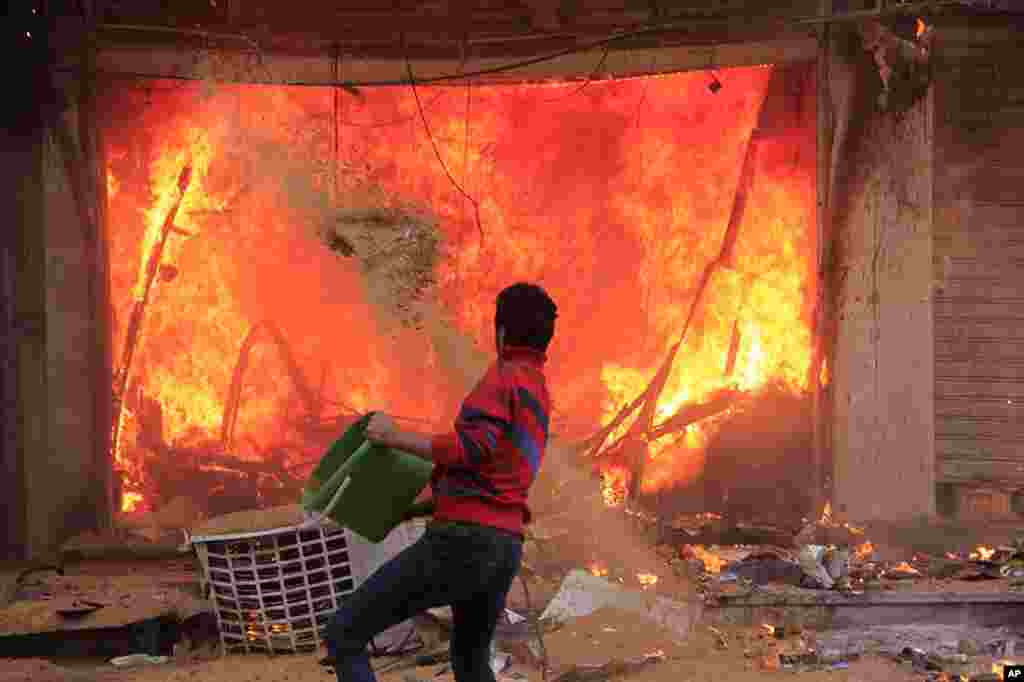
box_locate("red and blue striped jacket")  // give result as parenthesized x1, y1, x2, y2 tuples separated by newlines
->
(429, 346, 550, 536)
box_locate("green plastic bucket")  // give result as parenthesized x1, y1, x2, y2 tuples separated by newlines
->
(302, 414, 434, 543)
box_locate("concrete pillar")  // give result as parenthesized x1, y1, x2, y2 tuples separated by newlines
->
(2, 64, 112, 559)
(826, 28, 935, 520)
(2, 123, 48, 560)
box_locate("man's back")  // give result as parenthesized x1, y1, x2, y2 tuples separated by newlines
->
(429, 345, 550, 535)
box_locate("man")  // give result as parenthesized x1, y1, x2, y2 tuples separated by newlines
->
(327, 282, 557, 682)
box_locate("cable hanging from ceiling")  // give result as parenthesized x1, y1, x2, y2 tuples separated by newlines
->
(404, 41, 485, 245)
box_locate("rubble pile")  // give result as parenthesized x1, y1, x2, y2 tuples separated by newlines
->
(641, 508, 1024, 601)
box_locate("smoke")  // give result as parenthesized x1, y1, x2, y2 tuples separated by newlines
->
(535, 441, 696, 598)
(234, 122, 489, 401)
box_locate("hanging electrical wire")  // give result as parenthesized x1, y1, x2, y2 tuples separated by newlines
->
(405, 54, 485, 244)
(332, 46, 340, 201)
(460, 71, 474, 260)
(537, 44, 611, 103)
(337, 90, 447, 128)
(88, 0, 963, 88)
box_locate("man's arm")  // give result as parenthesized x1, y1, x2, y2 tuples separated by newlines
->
(367, 422, 435, 462)
(366, 368, 513, 469)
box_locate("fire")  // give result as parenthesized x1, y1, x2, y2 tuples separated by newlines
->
(819, 501, 833, 524)
(103, 67, 814, 510)
(107, 170, 119, 199)
(970, 546, 996, 561)
(916, 18, 927, 39)
(994, 661, 1019, 680)
(761, 623, 776, 636)
(853, 541, 874, 561)
(589, 562, 609, 578)
(121, 492, 144, 513)
(636, 573, 659, 588)
(600, 467, 629, 507)
(888, 561, 920, 575)
(686, 545, 728, 574)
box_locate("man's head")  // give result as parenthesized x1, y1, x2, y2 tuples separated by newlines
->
(495, 283, 558, 353)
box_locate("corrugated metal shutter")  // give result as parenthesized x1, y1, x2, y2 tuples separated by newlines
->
(933, 20, 1024, 488)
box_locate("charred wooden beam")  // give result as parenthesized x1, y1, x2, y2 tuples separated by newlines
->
(110, 164, 193, 467)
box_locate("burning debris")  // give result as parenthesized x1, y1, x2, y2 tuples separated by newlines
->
(102, 67, 814, 522)
(857, 17, 934, 113)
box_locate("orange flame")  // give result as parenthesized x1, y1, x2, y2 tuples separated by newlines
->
(589, 563, 609, 578)
(104, 67, 814, 510)
(888, 561, 920, 576)
(686, 545, 728, 574)
(970, 546, 996, 561)
(916, 18, 927, 39)
(600, 467, 629, 508)
(636, 573, 659, 589)
(853, 541, 874, 561)
(121, 492, 144, 513)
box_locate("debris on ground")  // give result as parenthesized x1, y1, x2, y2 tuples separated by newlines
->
(539, 570, 699, 641)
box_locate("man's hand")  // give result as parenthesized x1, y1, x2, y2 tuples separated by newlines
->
(365, 412, 397, 448)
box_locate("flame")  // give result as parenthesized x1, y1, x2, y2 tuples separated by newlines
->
(600, 467, 629, 508)
(995, 661, 1018, 679)
(853, 541, 874, 561)
(888, 561, 920, 575)
(121, 491, 144, 513)
(761, 623, 776, 635)
(589, 562, 609, 578)
(104, 67, 814, 510)
(107, 170, 120, 199)
(916, 18, 927, 39)
(970, 546, 996, 561)
(686, 545, 728, 574)
(636, 573, 659, 588)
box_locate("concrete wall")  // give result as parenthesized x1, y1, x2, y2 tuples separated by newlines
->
(826, 29, 935, 520)
(931, 17, 1024, 496)
(2, 124, 47, 560)
(2, 70, 112, 559)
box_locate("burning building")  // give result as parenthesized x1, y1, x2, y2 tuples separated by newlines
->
(2, 1, 1022, 559)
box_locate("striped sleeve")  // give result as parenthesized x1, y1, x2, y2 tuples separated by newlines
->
(507, 384, 549, 480)
(431, 366, 513, 468)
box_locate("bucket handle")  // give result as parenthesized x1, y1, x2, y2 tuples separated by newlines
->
(299, 475, 352, 530)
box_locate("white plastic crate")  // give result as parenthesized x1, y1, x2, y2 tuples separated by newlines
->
(191, 518, 426, 655)
(192, 520, 358, 655)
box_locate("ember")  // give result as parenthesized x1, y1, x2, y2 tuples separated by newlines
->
(636, 573, 658, 589)
(686, 545, 728, 574)
(853, 541, 874, 561)
(971, 546, 997, 561)
(887, 561, 921, 576)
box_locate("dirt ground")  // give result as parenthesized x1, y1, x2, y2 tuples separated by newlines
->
(0, 609, 925, 682)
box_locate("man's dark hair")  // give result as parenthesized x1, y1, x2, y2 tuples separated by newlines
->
(495, 283, 558, 353)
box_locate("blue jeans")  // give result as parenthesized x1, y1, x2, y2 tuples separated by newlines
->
(327, 521, 523, 682)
